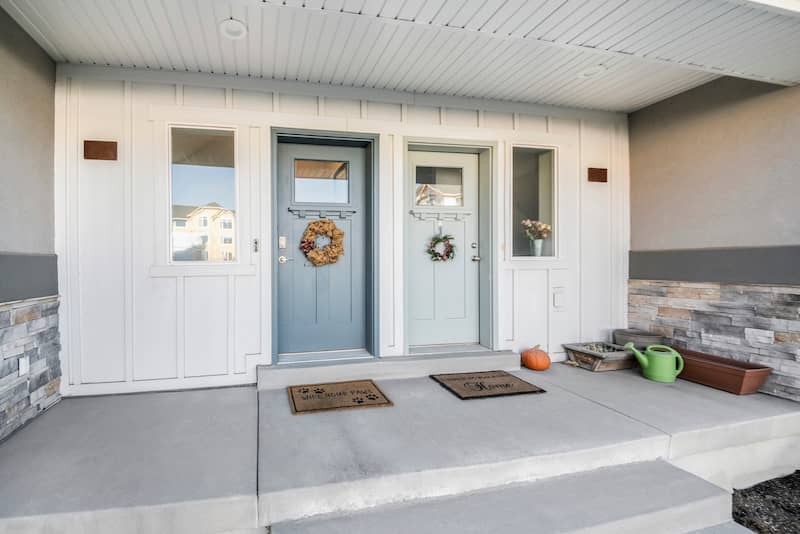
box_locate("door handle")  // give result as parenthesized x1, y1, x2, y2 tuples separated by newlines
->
(278, 255, 294, 264)
(471, 255, 481, 262)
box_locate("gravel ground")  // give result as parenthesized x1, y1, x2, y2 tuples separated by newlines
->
(733, 470, 800, 533)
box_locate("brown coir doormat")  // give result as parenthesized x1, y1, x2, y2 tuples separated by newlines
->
(430, 370, 546, 400)
(287, 380, 393, 414)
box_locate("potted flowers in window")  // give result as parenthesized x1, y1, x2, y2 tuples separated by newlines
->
(522, 219, 552, 257)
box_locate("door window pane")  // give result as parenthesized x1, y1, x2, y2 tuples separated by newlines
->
(415, 166, 463, 206)
(294, 159, 349, 203)
(512, 147, 555, 257)
(171, 127, 236, 262)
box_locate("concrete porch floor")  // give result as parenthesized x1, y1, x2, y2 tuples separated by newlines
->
(0, 386, 258, 533)
(0, 363, 798, 533)
(258, 364, 800, 524)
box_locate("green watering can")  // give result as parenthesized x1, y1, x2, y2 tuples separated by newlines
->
(624, 343, 684, 383)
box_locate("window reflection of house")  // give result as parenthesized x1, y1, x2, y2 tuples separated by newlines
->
(172, 202, 236, 261)
(415, 166, 464, 206)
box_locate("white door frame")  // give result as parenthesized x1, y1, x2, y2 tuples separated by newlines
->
(403, 138, 497, 355)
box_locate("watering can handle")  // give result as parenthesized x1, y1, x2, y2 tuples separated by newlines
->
(675, 352, 684, 376)
(650, 345, 684, 377)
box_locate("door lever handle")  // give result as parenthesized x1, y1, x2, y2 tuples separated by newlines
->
(471, 255, 481, 262)
(278, 255, 294, 264)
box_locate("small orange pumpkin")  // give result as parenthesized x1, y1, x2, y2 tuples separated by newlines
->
(521, 345, 551, 371)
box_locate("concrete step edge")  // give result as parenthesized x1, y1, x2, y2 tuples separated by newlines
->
(257, 351, 520, 390)
(689, 521, 753, 533)
(269, 461, 731, 534)
(259, 437, 669, 524)
(570, 493, 732, 534)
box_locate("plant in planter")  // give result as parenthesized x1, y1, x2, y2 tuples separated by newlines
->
(521, 219, 552, 256)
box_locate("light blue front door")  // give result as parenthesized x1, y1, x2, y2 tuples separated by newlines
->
(276, 143, 367, 355)
(408, 151, 480, 346)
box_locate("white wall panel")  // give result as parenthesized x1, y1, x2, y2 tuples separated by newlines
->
(233, 90, 274, 112)
(323, 97, 361, 118)
(278, 94, 317, 115)
(407, 105, 439, 125)
(76, 79, 126, 383)
(378, 133, 401, 355)
(133, 278, 178, 380)
(445, 108, 478, 128)
(550, 117, 580, 136)
(500, 269, 515, 343)
(483, 111, 514, 130)
(580, 120, 614, 342)
(518, 114, 548, 134)
(131, 82, 179, 381)
(234, 276, 261, 375)
(184, 276, 229, 378)
(183, 85, 226, 108)
(549, 269, 580, 357)
(512, 270, 549, 354)
(366, 101, 401, 122)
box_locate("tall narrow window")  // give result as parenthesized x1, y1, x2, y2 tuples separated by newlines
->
(512, 147, 555, 257)
(171, 127, 236, 262)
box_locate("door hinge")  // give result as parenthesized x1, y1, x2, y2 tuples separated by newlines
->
(253, 238, 260, 253)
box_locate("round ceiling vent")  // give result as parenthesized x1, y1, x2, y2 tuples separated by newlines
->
(219, 18, 248, 41)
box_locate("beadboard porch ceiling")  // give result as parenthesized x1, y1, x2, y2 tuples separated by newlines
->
(2, 0, 800, 112)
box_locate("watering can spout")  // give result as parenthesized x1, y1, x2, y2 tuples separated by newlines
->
(625, 342, 648, 368)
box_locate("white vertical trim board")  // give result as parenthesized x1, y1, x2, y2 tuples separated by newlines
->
(55, 65, 630, 395)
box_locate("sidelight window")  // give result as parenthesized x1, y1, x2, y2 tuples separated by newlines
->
(170, 127, 236, 262)
(512, 147, 555, 257)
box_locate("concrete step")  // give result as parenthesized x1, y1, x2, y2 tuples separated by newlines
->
(257, 374, 669, 523)
(271, 461, 732, 534)
(257, 350, 519, 390)
(691, 522, 753, 533)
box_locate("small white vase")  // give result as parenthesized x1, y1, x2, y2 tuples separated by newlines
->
(530, 239, 544, 257)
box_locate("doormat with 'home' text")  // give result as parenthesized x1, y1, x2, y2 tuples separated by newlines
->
(430, 370, 546, 400)
(287, 379, 393, 414)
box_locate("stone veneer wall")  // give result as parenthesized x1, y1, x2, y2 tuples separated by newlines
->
(629, 280, 800, 402)
(0, 296, 61, 441)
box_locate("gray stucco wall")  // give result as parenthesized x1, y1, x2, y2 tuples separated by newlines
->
(629, 77, 800, 252)
(0, 8, 58, 303)
(0, 7, 55, 255)
(628, 77, 800, 402)
(0, 9, 62, 440)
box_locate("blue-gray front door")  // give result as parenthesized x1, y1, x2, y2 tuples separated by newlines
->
(276, 142, 367, 354)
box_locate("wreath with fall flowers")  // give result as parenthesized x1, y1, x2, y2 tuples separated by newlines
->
(300, 219, 345, 266)
(426, 234, 455, 262)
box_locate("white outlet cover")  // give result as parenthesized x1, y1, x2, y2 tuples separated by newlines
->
(553, 288, 566, 310)
(18, 355, 29, 376)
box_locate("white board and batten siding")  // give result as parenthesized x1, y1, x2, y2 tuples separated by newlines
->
(55, 65, 630, 395)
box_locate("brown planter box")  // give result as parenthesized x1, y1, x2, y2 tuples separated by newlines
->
(678, 349, 773, 395)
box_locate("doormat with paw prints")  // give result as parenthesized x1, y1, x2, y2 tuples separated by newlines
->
(287, 379, 393, 414)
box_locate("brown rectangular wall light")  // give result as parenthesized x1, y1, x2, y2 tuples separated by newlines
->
(84, 140, 118, 160)
(588, 167, 608, 183)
